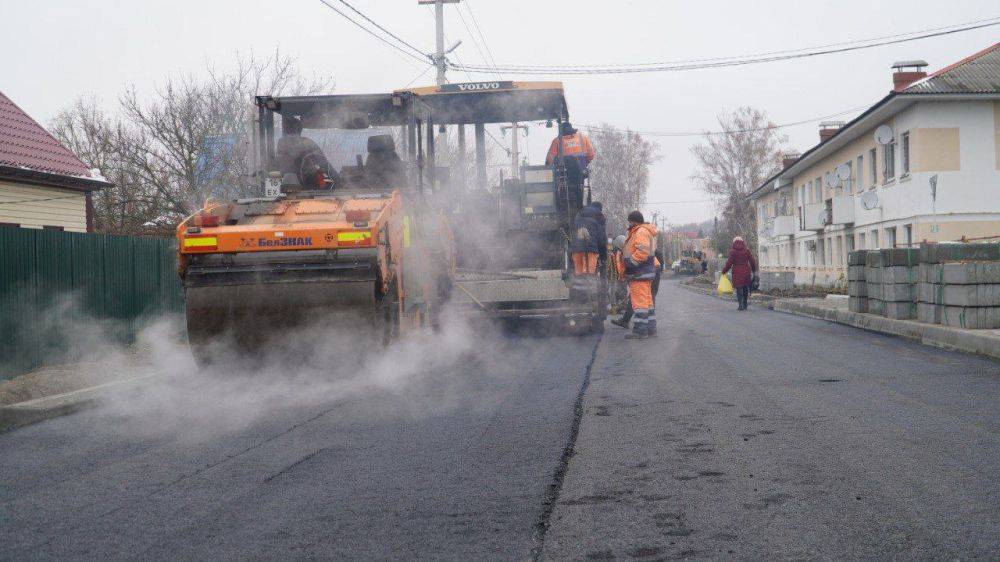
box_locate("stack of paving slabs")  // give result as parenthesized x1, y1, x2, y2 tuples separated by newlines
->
(865, 248, 919, 319)
(917, 243, 1000, 329)
(847, 250, 869, 313)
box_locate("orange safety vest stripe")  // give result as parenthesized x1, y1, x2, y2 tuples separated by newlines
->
(546, 132, 596, 164)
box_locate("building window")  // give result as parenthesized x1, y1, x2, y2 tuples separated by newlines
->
(815, 177, 822, 202)
(883, 139, 896, 183)
(871, 230, 880, 249)
(859, 232, 866, 250)
(904, 224, 913, 247)
(901, 132, 910, 176)
(856, 155, 864, 191)
(42, 225, 65, 231)
(886, 227, 897, 248)
(844, 161, 853, 194)
(869, 148, 877, 187)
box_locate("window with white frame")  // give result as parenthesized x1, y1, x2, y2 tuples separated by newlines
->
(856, 155, 863, 191)
(883, 139, 896, 183)
(844, 161, 853, 194)
(815, 177, 822, 202)
(869, 148, 877, 187)
(901, 132, 910, 176)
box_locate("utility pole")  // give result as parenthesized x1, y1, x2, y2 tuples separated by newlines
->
(418, 0, 461, 169)
(418, 0, 461, 86)
(501, 123, 528, 180)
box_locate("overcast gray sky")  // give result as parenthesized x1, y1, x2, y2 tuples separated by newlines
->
(3, 0, 996, 224)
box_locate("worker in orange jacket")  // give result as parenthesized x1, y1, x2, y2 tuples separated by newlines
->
(614, 211, 658, 339)
(546, 122, 596, 192)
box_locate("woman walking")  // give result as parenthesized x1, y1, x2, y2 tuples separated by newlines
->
(721, 236, 758, 311)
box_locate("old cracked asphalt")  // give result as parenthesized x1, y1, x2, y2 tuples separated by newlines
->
(543, 279, 1000, 560)
(3, 278, 1000, 560)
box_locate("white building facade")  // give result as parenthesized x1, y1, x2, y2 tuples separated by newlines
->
(751, 44, 1000, 285)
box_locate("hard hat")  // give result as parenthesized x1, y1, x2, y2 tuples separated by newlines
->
(612, 235, 626, 250)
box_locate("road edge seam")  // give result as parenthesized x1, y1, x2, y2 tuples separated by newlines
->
(531, 333, 602, 561)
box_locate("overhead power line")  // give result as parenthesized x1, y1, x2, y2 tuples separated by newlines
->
(318, 0, 431, 66)
(333, 0, 430, 59)
(455, 4, 501, 80)
(643, 199, 714, 205)
(580, 104, 871, 138)
(450, 17, 1000, 74)
(462, 1, 503, 79)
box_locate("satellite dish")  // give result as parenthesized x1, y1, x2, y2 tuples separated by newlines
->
(861, 190, 880, 210)
(874, 125, 894, 145)
(836, 163, 852, 181)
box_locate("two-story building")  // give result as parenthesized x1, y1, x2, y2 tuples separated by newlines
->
(751, 42, 1000, 285)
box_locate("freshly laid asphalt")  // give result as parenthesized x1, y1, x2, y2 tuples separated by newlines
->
(543, 279, 1000, 560)
(3, 278, 1000, 560)
(0, 331, 599, 560)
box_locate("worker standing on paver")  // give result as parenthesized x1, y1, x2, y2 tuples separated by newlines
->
(570, 204, 602, 301)
(545, 122, 596, 194)
(615, 211, 658, 339)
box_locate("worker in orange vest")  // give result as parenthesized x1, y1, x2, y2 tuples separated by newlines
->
(545, 122, 596, 192)
(614, 211, 658, 339)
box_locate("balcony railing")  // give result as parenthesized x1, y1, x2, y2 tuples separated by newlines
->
(802, 203, 828, 231)
(772, 215, 797, 236)
(831, 195, 855, 225)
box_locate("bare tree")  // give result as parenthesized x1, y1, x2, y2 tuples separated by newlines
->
(587, 124, 660, 237)
(50, 99, 165, 234)
(690, 107, 785, 251)
(50, 50, 332, 235)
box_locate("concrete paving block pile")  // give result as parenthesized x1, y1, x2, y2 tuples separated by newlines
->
(847, 250, 868, 313)
(860, 248, 919, 320)
(917, 243, 1000, 329)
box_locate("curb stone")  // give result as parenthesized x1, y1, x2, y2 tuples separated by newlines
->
(773, 299, 1000, 361)
(0, 375, 155, 433)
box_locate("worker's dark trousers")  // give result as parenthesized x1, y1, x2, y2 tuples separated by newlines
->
(735, 286, 750, 309)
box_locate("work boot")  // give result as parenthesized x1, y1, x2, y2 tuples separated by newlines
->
(610, 317, 629, 329)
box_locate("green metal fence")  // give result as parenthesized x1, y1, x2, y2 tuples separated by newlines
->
(0, 227, 184, 380)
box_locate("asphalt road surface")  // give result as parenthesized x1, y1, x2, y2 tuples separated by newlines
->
(4, 278, 1000, 560)
(0, 331, 599, 560)
(544, 279, 1000, 560)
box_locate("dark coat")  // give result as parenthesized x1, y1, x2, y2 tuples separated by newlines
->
(570, 206, 601, 254)
(722, 239, 758, 288)
(593, 209, 607, 261)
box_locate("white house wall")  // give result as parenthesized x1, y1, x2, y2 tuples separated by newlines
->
(754, 98, 1000, 285)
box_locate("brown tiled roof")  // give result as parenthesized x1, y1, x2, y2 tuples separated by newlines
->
(0, 91, 96, 179)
